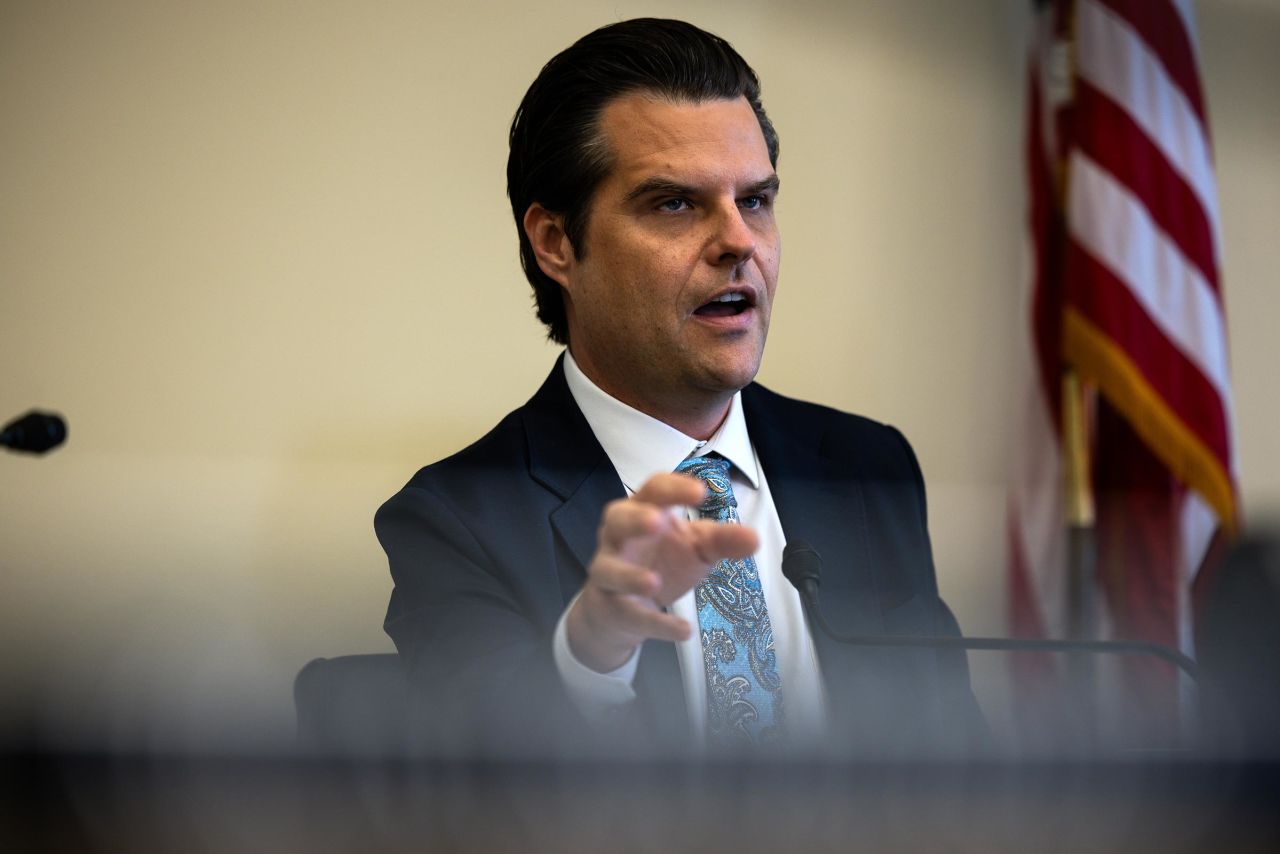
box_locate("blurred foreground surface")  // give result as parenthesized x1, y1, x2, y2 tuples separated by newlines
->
(3, 751, 1278, 853)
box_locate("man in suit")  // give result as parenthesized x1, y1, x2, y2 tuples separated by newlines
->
(378, 18, 983, 757)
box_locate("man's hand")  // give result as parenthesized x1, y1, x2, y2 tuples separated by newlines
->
(565, 472, 759, 673)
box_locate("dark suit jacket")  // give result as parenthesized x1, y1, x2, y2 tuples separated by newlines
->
(377, 357, 985, 757)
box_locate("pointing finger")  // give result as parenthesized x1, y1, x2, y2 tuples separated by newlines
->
(611, 600, 692, 643)
(631, 472, 706, 509)
(589, 553, 662, 598)
(690, 518, 759, 564)
(598, 499, 667, 552)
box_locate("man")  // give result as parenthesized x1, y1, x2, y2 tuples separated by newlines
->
(378, 18, 983, 757)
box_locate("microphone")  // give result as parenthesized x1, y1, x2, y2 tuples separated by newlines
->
(781, 539, 1200, 682)
(781, 539, 822, 607)
(1, 411, 68, 454)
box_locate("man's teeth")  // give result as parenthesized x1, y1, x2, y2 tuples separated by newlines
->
(711, 293, 746, 303)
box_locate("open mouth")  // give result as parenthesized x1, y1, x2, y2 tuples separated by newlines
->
(693, 290, 754, 318)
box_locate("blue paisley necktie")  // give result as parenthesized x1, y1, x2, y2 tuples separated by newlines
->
(676, 452, 783, 745)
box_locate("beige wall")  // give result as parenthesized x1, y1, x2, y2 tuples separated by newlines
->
(1, 0, 1276, 749)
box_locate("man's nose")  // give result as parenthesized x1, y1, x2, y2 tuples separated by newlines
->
(706, 204, 757, 266)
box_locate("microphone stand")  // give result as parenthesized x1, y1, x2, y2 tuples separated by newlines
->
(783, 541, 1199, 683)
(799, 600, 1200, 683)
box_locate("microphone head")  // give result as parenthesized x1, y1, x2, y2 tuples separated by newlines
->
(1, 411, 67, 454)
(782, 539, 823, 592)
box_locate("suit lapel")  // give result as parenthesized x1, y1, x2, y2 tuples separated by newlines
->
(522, 356, 689, 743)
(523, 355, 620, 591)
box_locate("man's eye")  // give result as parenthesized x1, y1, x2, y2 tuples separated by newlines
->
(657, 198, 690, 212)
(740, 195, 768, 210)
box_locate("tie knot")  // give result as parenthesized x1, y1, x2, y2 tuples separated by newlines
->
(675, 453, 737, 515)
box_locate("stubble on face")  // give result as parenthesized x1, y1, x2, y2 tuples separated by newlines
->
(562, 93, 781, 439)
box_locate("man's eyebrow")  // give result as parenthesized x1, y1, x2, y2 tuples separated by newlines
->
(744, 175, 782, 197)
(622, 174, 781, 204)
(623, 177, 693, 204)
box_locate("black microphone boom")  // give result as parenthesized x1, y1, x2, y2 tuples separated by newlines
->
(781, 539, 1199, 682)
(1, 411, 67, 454)
(781, 539, 822, 604)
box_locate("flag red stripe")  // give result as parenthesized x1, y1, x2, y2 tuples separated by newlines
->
(1074, 81, 1220, 294)
(1097, 0, 1208, 128)
(1091, 402, 1183, 739)
(1066, 241, 1230, 466)
(1093, 401, 1182, 651)
(1026, 68, 1065, 431)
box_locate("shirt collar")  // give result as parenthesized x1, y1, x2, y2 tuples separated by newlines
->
(562, 350, 760, 493)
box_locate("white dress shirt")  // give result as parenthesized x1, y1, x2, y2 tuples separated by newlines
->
(552, 351, 827, 747)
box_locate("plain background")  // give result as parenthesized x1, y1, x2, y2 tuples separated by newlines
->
(1, 0, 1276, 751)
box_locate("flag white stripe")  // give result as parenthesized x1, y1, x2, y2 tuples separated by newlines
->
(1067, 152, 1232, 406)
(1180, 490, 1211, 741)
(1180, 490, 1215, 589)
(1180, 490, 1214, 731)
(1011, 505, 1066, 638)
(1075, 0, 1221, 261)
(1168, 0, 1200, 54)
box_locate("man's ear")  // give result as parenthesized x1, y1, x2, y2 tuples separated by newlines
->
(523, 203, 575, 289)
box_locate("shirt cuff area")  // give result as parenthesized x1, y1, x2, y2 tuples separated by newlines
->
(552, 593, 640, 719)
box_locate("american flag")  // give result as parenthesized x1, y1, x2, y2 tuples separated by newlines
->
(1009, 0, 1237, 745)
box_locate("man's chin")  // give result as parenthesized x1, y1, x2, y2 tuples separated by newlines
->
(693, 349, 764, 394)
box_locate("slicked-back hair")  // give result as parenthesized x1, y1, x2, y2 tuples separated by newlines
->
(507, 18, 779, 345)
